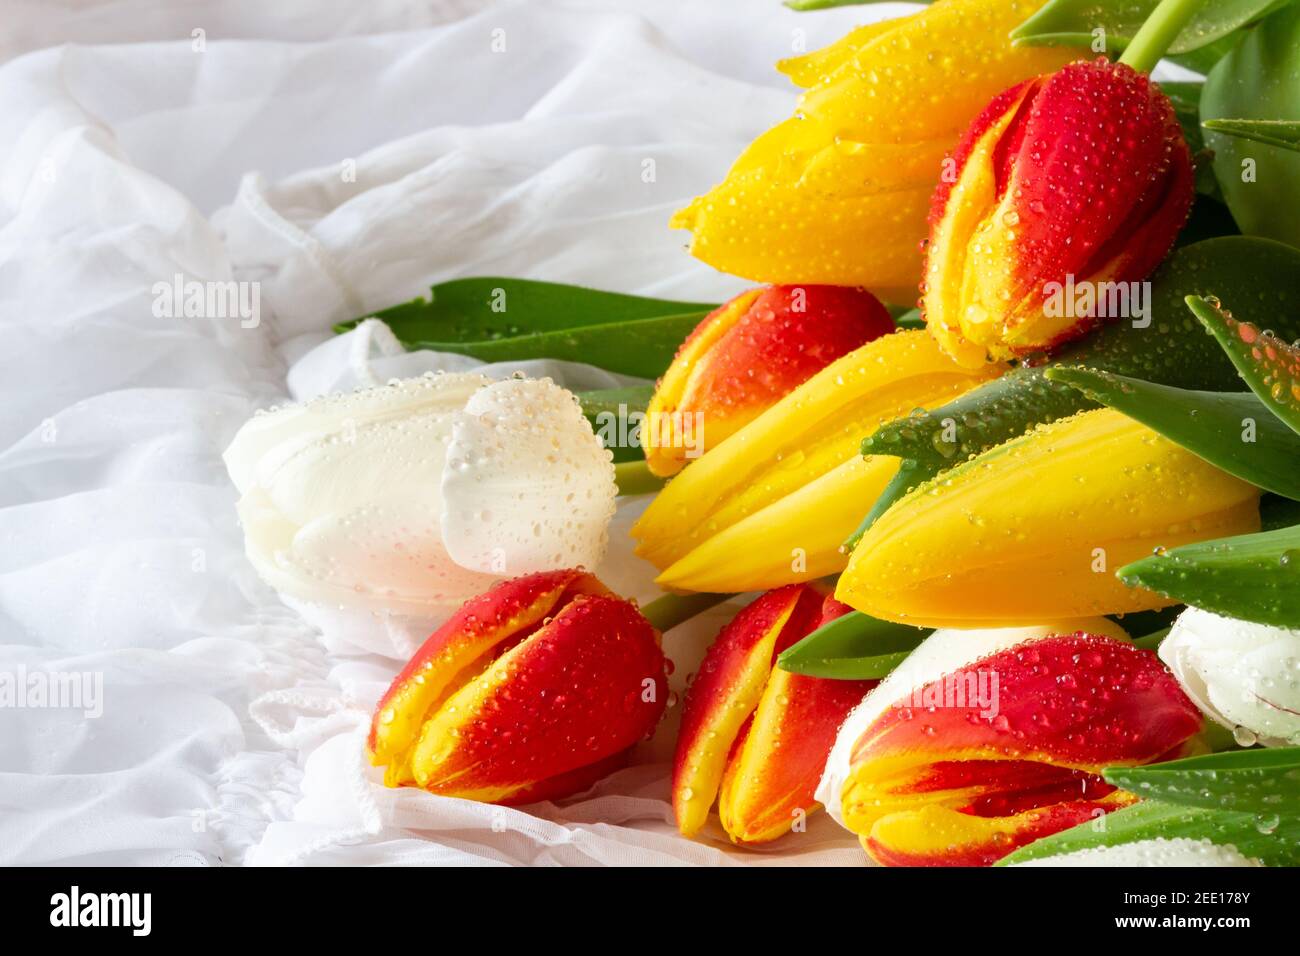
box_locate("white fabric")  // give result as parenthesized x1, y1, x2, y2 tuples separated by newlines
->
(0, 0, 896, 865)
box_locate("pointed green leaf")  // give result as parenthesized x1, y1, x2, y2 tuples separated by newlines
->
(1104, 748, 1300, 815)
(334, 278, 716, 379)
(1010, 0, 1286, 56)
(1118, 522, 1300, 627)
(1042, 366, 1300, 499)
(845, 237, 1300, 549)
(777, 611, 930, 680)
(1191, 294, 1300, 437)
(1204, 118, 1300, 152)
(998, 798, 1300, 866)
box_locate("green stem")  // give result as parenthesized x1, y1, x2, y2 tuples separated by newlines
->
(640, 591, 733, 632)
(1118, 0, 1208, 74)
(614, 460, 665, 497)
(1130, 626, 1171, 652)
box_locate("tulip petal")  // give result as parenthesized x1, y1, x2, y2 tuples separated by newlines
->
(655, 454, 900, 592)
(367, 569, 606, 784)
(441, 377, 616, 577)
(632, 330, 1001, 574)
(924, 59, 1194, 364)
(224, 372, 487, 497)
(644, 286, 894, 477)
(718, 665, 876, 844)
(643, 289, 760, 477)
(818, 621, 1126, 820)
(1159, 607, 1300, 747)
(674, 0, 1077, 294)
(829, 629, 1202, 865)
(837, 408, 1261, 627)
(672, 585, 824, 837)
(228, 373, 500, 614)
(411, 593, 666, 802)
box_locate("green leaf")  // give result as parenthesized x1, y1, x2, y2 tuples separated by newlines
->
(1158, 81, 1222, 201)
(1010, 0, 1289, 56)
(577, 385, 652, 463)
(1118, 522, 1300, 627)
(1191, 294, 1300, 436)
(1168, 32, 1247, 74)
(1204, 118, 1300, 152)
(998, 797, 1300, 866)
(613, 460, 664, 497)
(334, 278, 716, 379)
(845, 237, 1300, 549)
(1042, 366, 1300, 499)
(777, 611, 930, 680)
(1104, 748, 1300, 815)
(1202, 4, 1300, 249)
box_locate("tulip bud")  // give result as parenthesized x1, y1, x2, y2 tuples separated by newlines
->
(222, 373, 615, 618)
(642, 285, 893, 477)
(673, 588, 875, 843)
(632, 330, 1001, 591)
(923, 58, 1194, 367)
(368, 569, 667, 803)
(836, 408, 1260, 628)
(817, 622, 1202, 866)
(672, 0, 1077, 298)
(1160, 607, 1300, 748)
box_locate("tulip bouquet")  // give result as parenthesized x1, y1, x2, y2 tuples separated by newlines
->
(224, 0, 1300, 866)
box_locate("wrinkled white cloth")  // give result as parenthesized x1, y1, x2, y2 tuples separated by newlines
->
(0, 0, 896, 865)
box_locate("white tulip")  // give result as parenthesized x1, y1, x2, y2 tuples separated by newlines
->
(224, 371, 615, 617)
(1160, 607, 1300, 748)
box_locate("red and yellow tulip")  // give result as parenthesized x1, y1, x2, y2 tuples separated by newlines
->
(836, 408, 1260, 628)
(643, 284, 894, 477)
(632, 330, 1003, 592)
(923, 58, 1194, 367)
(671, 0, 1077, 300)
(820, 623, 1202, 866)
(673, 587, 875, 843)
(368, 569, 667, 804)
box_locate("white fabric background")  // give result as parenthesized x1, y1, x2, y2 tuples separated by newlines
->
(0, 0, 916, 865)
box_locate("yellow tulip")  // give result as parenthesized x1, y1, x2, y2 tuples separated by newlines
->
(629, 330, 1001, 591)
(671, 0, 1077, 301)
(835, 408, 1262, 628)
